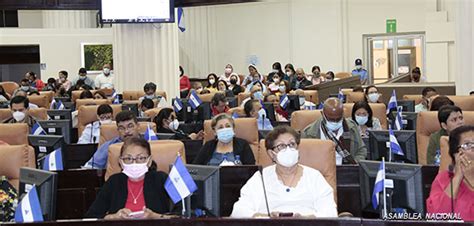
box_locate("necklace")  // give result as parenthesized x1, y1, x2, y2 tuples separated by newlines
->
(277, 167, 299, 192)
(129, 186, 144, 204)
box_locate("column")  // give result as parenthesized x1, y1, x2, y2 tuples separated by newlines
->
(112, 23, 180, 100)
(42, 10, 97, 28)
(454, 0, 474, 95)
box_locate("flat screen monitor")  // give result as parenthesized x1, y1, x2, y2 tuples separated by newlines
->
(262, 102, 276, 122)
(286, 95, 301, 116)
(19, 167, 58, 221)
(185, 164, 220, 217)
(100, 0, 175, 23)
(173, 98, 193, 123)
(368, 130, 417, 164)
(37, 120, 72, 144)
(359, 160, 424, 217)
(397, 100, 415, 112)
(156, 133, 174, 140)
(28, 135, 65, 168)
(122, 103, 139, 117)
(196, 102, 212, 122)
(392, 112, 418, 130)
(47, 110, 72, 121)
(54, 97, 71, 103)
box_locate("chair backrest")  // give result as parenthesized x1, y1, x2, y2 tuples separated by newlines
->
(39, 91, 55, 103)
(77, 104, 123, 135)
(105, 140, 186, 180)
(122, 90, 167, 101)
(0, 145, 35, 189)
(237, 93, 250, 106)
(228, 107, 245, 117)
(290, 110, 323, 132)
(0, 124, 29, 145)
(447, 96, 474, 111)
(335, 72, 351, 79)
(75, 99, 111, 110)
(439, 136, 450, 173)
(0, 108, 48, 123)
(72, 90, 96, 103)
(403, 95, 423, 105)
(144, 107, 170, 122)
(0, 82, 19, 96)
(289, 90, 319, 104)
(343, 103, 388, 129)
(198, 93, 215, 103)
(258, 139, 337, 201)
(99, 122, 156, 147)
(203, 118, 259, 161)
(97, 88, 114, 96)
(416, 111, 474, 165)
(345, 91, 366, 103)
(28, 95, 50, 109)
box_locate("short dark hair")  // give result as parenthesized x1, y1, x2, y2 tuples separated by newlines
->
(351, 101, 374, 127)
(438, 105, 462, 125)
(211, 92, 226, 107)
(20, 79, 30, 84)
(94, 90, 107, 99)
(430, 96, 454, 111)
(29, 91, 40, 96)
(352, 86, 364, 93)
(27, 71, 36, 78)
(115, 110, 137, 124)
(449, 125, 474, 165)
(79, 68, 87, 74)
(47, 78, 56, 84)
(79, 90, 94, 99)
(140, 98, 154, 109)
(284, 64, 295, 74)
(143, 82, 157, 92)
(265, 126, 300, 150)
(59, 70, 68, 77)
(412, 67, 421, 75)
(10, 96, 29, 109)
(326, 71, 335, 79)
(421, 87, 436, 97)
(154, 108, 173, 130)
(97, 104, 113, 116)
(311, 65, 321, 73)
(211, 113, 234, 130)
(120, 137, 157, 170)
(244, 99, 259, 117)
(179, 66, 184, 77)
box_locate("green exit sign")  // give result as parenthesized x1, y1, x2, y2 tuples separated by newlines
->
(386, 19, 397, 33)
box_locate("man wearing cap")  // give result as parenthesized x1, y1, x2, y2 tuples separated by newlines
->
(351, 59, 368, 85)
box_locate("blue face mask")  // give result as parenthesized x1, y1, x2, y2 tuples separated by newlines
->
(216, 127, 234, 143)
(253, 91, 264, 100)
(325, 119, 343, 132)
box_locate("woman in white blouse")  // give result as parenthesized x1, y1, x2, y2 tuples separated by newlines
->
(231, 126, 338, 218)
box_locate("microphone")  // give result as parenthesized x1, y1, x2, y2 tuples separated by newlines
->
(309, 95, 313, 109)
(90, 122, 95, 144)
(258, 165, 271, 217)
(261, 112, 265, 130)
(448, 164, 455, 214)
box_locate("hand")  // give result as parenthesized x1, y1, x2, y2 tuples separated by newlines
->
(104, 208, 132, 220)
(142, 207, 177, 219)
(189, 130, 205, 140)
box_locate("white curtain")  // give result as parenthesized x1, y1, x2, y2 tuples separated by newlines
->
(42, 10, 97, 28)
(455, 0, 474, 95)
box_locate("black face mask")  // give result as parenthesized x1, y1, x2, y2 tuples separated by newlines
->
(230, 79, 237, 85)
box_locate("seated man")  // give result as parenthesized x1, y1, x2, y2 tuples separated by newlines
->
(14, 90, 39, 109)
(94, 64, 114, 89)
(301, 97, 367, 164)
(244, 99, 273, 131)
(211, 92, 229, 116)
(138, 82, 167, 107)
(415, 87, 437, 113)
(3, 96, 38, 129)
(83, 110, 141, 169)
(139, 98, 154, 118)
(13, 79, 37, 96)
(427, 105, 464, 165)
(78, 104, 114, 144)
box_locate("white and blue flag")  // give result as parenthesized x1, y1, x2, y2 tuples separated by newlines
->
(144, 123, 158, 141)
(188, 90, 202, 110)
(112, 91, 120, 104)
(165, 156, 198, 204)
(232, 112, 239, 119)
(42, 148, 64, 171)
(389, 128, 404, 156)
(31, 123, 46, 135)
(177, 7, 185, 32)
(15, 185, 44, 223)
(50, 99, 65, 110)
(280, 94, 289, 109)
(338, 88, 345, 102)
(372, 160, 386, 210)
(386, 90, 398, 115)
(173, 98, 184, 113)
(393, 107, 403, 131)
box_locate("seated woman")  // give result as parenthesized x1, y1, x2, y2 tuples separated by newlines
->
(85, 137, 171, 219)
(351, 101, 382, 137)
(193, 113, 255, 166)
(154, 108, 203, 140)
(267, 72, 282, 93)
(217, 80, 229, 93)
(426, 125, 474, 221)
(266, 94, 289, 122)
(229, 73, 244, 95)
(205, 73, 219, 92)
(364, 85, 381, 103)
(231, 126, 338, 218)
(94, 90, 107, 100)
(244, 99, 273, 131)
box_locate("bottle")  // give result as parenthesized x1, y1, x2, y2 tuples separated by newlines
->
(434, 149, 441, 166)
(234, 155, 242, 165)
(220, 156, 235, 166)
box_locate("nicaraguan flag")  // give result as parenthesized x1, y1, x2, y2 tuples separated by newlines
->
(144, 123, 158, 141)
(50, 99, 65, 110)
(372, 160, 385, 210)
(232, 111, 239, 119)
(389, 128, 404, 156)
(31, 123, 46, 135)
(338, 88, 345, 102)
(14, 185, 44, 223)
(393, 107, 403, 131)
(280, 94, 289, 109)
(177, 7, 185, 32)
(112, 91, 120, 104)
(164, 157, 197, 204)
(173, 98, 184, 112)
(42, 148, 64, 171)
(386, 90, 398, 115)
(188, 90, 202, 110)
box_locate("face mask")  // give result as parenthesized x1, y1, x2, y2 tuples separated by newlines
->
(279, 86, 286, 92)
(326, 77, 333, 82)
(368, 93, 379, 103)
(253, 91, 264, 100)
(313, 72, 321, 78)
(286, 72, 293, 76)
(326, 119, 343, 132)
(59, 78, 66, 82)
(13, 111, 26, 122)
(216, 127, 234, 143)
(276, 147, 299, 168)
(355, 115, 368, 125)
(145, 94, 155, 99)
(100, 119, 112, 124)
(209, 79, 215, 85)
(121, 161, 149, 179)
(299, 97, 306, 106)
(168, 119, 179, 131)
(258, 108, 267, 119)
(79, 75, 87, 80)
(273, 78, 280, 84)
(20, 86, 29, 91)
(356, 65, 363, 70)
(230, 79, 237, 85)
(225, 68, 232, 74)
(103, 68, 111, 75)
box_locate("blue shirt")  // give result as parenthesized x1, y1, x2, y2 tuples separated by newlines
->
(351, 69, 368, 84)
(84, 136, 122, 169)
(258, 118, 274, 130)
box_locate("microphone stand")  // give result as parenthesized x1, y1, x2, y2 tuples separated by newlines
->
(449, 164, 455, 214)
(321, 119, 356, 164)
(258, 165, 271, 217)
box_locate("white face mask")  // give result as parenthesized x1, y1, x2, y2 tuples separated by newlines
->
(225, 68, 232, 74)
(355, 115, 368, 125)
(276, 147, 299, 168)
(13, 111, 26, 122)
(326, 119, 343, 132)
(168, 119, 179, 131)
(209, 79, 215, 85)
(121, 161, 149, 179)
(103, 68, 111, 75)
(368, 93, 379, 103)
(273, 78, 280, 84)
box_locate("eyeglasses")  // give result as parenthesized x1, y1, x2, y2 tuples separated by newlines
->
(118, 123, 136, 132)
(120, 155, 150, 164)
(458, 142, 474, 151)
(272, 142, 297, 152)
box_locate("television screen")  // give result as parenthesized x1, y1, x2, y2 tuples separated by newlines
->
(101, 0, 175, 23)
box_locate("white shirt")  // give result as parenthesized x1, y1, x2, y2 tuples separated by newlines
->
(78, 121, 101, 144)
(320, 124, 344, 165)
(94, 73, 115, 89)
(231, 164, 338, 218)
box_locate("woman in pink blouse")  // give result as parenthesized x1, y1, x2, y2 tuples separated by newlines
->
(427, 125, 474, 221)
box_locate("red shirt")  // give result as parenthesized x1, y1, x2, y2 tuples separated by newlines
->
(427, 171, 474, 221)
(125, 179, 146, 212)
(180, 75, 191, 91)
(211, 105, 229, 116)
(33, 79, 45, 91)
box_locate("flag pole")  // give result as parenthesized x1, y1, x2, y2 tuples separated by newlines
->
(181, 198, 186, 217)
(388, 129, 392, 163)
(382, 157, 387, 219)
